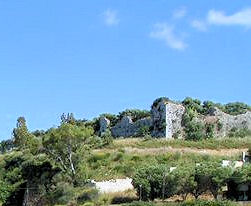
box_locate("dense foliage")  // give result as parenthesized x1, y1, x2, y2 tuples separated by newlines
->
(180, 97, 251, 141)
(181, 97, 251, 116)
(0, 115, 109, 206)
(132, 162, 250, 201)
(0, 96, 250, 205)
(123, 200, 237, 206)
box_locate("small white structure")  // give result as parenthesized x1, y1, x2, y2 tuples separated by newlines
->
(93, 178, 133, 193)
(221, 160, 243, 168)
(169, 167, 177, 172)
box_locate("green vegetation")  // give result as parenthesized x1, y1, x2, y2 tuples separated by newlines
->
(87, 149, 239, 181)
(181, 97, 251, 141)
(0, 115, 108, 206)
(181, 97, 251, 116)
(122, 200, 237, 206)
(112, 138, 251, 150)
(132, 162, 249, 201)
(0, 95, 251, 205)
(118, 109, 151, 122)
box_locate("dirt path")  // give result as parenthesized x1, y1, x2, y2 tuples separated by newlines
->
(95, 147, 248, 156)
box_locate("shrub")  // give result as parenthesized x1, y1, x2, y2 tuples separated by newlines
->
(137, 126, 151, 137)
(101, 130, 113, 146)
(172, 130, 181, 139)
(151, 97, 169, 109)
(223, 102, 251, 115)
(179, 200, 237, 206)
(118, 109, 151, 122)
(182, 97, 203, 114)
(112, 152, 124, 162)
(228, 128, 251, 138)
(132, 165, 178, 201)
(205, 123, 215, 139)
(184, 121, 205, 141)
(217, 121, 223, 131)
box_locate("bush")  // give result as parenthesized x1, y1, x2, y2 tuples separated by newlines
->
(123, 200, 237, 206)
(137, 126, 151, 137)
(184, 121, 205, 141)
(101, 130, 113, 146)
(118, 109, 151, 122)
(112, 152, 124, 161)
(151, 97, 169, 109)
(228, 128, 251, 138)
(205, 123, 215, 139)
(132, 165, 177, 201)
(179, 200, 237, 206)
(223, 102, 251, 115)
(123, 201, 155, 206)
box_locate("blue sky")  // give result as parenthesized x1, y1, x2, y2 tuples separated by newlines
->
(0, 0, 250, 140)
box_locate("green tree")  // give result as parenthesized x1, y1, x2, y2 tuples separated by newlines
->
(172, 165, 197, 200)
(12, 117, 39, 152)
(223, 102, 251, 115)
(0, 178, 11, 203)
(0, 140, 14, 154)
(42, 123, 94, 184)
(118, 109, 151, 122)
(0, 151, 59, 206)
(194, 162, 233, 199)
(184, 121, 205, 141)
(132, 165, 177, 201)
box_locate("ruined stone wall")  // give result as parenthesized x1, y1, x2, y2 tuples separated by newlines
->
(99, 99, 251, 138)
(111, 116, 152, 137)
(205, 107, 251, 137)
(165, 103, 185, 138)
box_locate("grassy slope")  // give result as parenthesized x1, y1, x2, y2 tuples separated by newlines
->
(87, 137, 250, 181)
(111, 137, 251, 150)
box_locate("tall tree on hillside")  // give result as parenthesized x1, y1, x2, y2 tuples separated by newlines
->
(42, 123, 94, 184)
(12, 117, 39, 153)
(13, 117, 31, 148)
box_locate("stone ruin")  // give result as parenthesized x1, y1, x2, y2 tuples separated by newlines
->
(99, 99, 251, 139)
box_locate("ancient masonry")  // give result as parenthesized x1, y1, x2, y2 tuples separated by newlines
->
(99, 99, 251, 138)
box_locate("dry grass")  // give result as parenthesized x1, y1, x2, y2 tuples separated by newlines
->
(112, 137, 251, 150)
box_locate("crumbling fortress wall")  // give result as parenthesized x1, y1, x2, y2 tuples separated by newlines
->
(99, 98, 251, 138)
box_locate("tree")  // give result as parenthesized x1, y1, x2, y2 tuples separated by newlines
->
(12, 117, 39, 152)
(0, 151, 59, 206)
(118, 109, 151, 122)
(172, 165, 197, 200)
(223, 102, 251, 115)
(184, 121, 205, 141)
(42, 123, 94, 184)
(203, 101, 215, 114)
(0, 178, 11, 203)
(193, 162, 233, 199)
(0, 140, 14, 154)
(132, 165, 177, 201)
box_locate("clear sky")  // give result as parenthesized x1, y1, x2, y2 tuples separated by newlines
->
(0, 0, 250, 140)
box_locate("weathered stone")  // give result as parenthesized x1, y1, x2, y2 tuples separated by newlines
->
(100, 98, 251, 139)
(111, 116, 152, 137)
(99, 117, 110, 135)
(208, 107, 251, 137)
(151, 100, 185, 138)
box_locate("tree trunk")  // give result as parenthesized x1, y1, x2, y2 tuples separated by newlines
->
(23, 183, 29, 206)
(68, 144, 75, 176)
